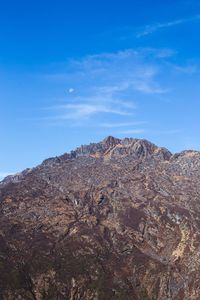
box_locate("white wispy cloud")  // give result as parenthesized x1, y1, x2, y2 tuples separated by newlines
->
(115, 128, 181, 137)
(52, 101, 133, 120)
(45, 48, 174, 124)
(151, 129, 182, 135)
(173, 64, 198, 74)
(117, 129, 145, 134)
(44, 46, 198, 133)
(137, 15, 200, 38)
(99, 121, 146, 128)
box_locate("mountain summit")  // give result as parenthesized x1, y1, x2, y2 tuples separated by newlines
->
(0, 137, 200, 299)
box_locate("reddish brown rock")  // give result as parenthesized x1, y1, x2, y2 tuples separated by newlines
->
(0, 137, 200, 299)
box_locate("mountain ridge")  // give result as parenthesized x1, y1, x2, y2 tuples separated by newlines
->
(2, 136, 200, 186)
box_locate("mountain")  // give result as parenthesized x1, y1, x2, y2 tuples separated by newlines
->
(0, 137, 200, 300)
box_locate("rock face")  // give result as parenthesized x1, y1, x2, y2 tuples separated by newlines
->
(0, 137, 200, 300)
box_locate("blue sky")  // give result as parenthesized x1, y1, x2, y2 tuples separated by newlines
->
(1, 0, 200, 179)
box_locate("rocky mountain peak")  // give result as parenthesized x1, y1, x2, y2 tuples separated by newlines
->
(0, 137, 200, 299)
(70, 136, 172, 160)
(102, 135, 121, 146)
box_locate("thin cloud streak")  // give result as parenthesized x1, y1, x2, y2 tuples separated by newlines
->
(150, 129, 182, 135)
(117, 129, 145, 134)
(99, 121, 146, 128)
(49, 92, 136, 121)
(137, 15, 200, 37)
(173, 65, 198, 74)
(53, 103, 133, 120)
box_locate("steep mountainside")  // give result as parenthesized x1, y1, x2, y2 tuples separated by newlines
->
(0, 136, 200, 300)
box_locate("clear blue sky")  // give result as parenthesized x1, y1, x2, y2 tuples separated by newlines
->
(1, 0, 200, 179)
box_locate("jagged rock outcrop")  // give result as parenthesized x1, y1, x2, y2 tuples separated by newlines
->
(0, 137, 200, 300)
